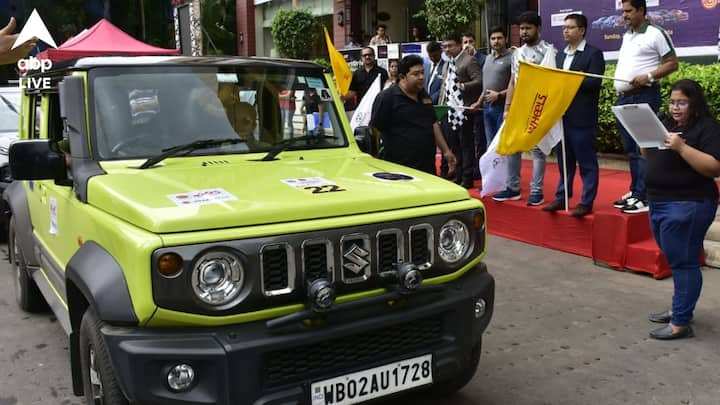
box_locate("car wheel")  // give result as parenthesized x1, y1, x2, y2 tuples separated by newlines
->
(9, 216, 48, 312)
(80, 308, 129, 405)
(428, 339, 481, 397)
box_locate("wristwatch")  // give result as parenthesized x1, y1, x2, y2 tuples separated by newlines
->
(646, 72, 655, 84)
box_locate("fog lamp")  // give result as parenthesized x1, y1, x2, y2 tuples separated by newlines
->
(474, 298, 486, 319)
(167, 363, 195, 392)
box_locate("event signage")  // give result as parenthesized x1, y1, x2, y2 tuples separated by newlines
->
(539, 0, 720, 56)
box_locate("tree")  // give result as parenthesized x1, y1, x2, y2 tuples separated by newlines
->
(270, 9, 320, 60)
(420, 0, 483, 40)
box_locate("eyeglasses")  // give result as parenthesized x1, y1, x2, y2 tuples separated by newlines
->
(361, 54, 373, 58)
(668, 100, 689, 108)
(562, 25, 578, 31)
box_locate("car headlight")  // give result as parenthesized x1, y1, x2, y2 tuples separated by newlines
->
(191, 251, 244, 306)
(438, 219, 470, 263)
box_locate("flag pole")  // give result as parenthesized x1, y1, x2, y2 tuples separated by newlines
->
(561, 131, 569, 212)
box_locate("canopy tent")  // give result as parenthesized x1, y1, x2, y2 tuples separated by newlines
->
(37, 19, 180, 62)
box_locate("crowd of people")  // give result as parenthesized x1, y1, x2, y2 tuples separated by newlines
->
(359, 0, 719, 341)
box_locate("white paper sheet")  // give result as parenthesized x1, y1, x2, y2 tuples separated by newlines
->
(612, 103, 668, 149)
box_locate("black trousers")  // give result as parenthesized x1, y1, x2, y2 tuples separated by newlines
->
(441, 113, 476, 185)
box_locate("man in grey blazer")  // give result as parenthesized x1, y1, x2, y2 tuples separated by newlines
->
(439, 33, 483, 188)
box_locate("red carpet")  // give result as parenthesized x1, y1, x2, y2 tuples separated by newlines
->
(465, 160, 674, 279)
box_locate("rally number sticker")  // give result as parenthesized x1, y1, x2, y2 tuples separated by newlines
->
(282, 177, 346, 193)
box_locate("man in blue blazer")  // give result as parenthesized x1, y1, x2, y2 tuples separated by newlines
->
(424, 41, 445, 104)
(542, 13, 606, 217)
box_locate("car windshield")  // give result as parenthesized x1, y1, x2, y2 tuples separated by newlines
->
(90, 66, 347, 160)
(0, 89, 20, 133)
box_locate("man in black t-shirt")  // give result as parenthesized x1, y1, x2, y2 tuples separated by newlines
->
(346, 47, 388, 108)
(370, 55, 456, 174)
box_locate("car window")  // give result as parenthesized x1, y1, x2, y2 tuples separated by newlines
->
(90, 67, 347, 160)
(0, 91, 20, 133)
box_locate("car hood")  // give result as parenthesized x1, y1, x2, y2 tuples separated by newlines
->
(90, 154, 469, 233)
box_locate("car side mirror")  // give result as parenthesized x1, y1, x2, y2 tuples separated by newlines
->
(9, 139, 67, 181)
(353, 126, 378, 157)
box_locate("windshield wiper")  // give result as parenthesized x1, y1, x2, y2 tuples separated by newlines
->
(138, 138, 248, 169)
(261, 134, 337, 161)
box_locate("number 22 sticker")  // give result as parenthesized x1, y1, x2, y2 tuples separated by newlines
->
(304, 184, 346, 193)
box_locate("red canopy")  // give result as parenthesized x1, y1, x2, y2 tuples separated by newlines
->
(37, 19, 180, 62)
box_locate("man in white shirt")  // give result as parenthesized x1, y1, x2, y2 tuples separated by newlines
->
(612, 0, 678, 214)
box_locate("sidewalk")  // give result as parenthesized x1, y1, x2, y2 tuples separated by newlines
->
(536, 152, 720, 268)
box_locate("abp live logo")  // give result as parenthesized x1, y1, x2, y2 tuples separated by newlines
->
(17, 56, 53, 90)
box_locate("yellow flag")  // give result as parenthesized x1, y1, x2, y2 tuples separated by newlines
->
(496, 61, 585, 155)
(324, 27, 352, 96)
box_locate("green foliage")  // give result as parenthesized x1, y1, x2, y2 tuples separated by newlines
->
(310, 58, 331, 70)
(596, 62, 720, 154)
(201, 0, 237, 55)
(419, 0, 483, 40)
(271, 9, 321, 60)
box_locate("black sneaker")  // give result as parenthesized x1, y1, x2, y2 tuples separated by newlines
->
(613, 192, 632, 208)
(621, 198, 649, 214)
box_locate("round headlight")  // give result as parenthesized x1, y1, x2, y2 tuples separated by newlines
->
(438, 219, 470, 263)
(191, 251, 244, 306)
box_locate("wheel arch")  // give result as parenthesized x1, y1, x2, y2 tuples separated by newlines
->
(3, 182, 38, 266)
(66, 241, 138, 395)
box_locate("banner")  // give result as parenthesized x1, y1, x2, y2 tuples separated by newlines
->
(496, 61, 584, 155)
(324, 27, 352, 96)
(539, 0, 720, 55)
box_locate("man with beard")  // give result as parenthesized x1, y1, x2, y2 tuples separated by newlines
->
(492, 11, 552, 206)
(371, 55, 457, 174)
(347, 47, 389, 106)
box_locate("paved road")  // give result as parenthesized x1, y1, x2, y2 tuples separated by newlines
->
(2, 236, 720, 405)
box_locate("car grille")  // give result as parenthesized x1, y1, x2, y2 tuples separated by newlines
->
(264, 315, 444, 386)
(260, 226, 433, 295)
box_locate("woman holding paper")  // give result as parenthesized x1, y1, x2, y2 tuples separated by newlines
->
(645, 79, 720, 340)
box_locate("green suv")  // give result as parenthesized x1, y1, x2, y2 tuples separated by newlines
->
(5, 56, 494, 405)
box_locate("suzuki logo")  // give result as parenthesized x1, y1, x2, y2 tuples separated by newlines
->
(343, 244, 369, 274)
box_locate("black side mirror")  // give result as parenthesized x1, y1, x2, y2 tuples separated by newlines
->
(353, 126, 378, 157)
(9, 139, 67, 181)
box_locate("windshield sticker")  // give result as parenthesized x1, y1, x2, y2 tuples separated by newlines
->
(305, 77, 324, 89)
(318, 88, 332, 101)
(168, 188, 238, 206)
(368, 172, 419, 182)
(282, 177, 347, 194)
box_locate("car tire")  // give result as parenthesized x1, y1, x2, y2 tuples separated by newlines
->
(428, 339, 481, 397)
(9, 216, 48, 312)
(80, 308, 129, 405)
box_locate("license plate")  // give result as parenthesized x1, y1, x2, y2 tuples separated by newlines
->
(310, 354, 433, 405)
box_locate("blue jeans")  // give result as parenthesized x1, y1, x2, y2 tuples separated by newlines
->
(649, 199, 718, 326)
(282, 108, 295, 138)
(507, 147, 546, 195)
(615, 86, 661, 201)
(554, 125, 599, 207)
(483, 102, 504, 147)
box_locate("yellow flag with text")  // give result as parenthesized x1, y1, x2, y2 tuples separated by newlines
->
(324, 27, 352, 96)
(496, 61, 585, 155)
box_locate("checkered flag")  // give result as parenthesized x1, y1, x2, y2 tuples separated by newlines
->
(444, 59, 465, 131)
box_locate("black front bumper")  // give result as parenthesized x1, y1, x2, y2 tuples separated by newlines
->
(102, 263, 494, 405)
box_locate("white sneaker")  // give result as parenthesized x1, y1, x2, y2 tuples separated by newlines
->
(621, 198, 649, 214)
(613, 192, 632, 208)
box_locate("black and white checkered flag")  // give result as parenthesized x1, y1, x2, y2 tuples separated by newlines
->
(445, 59, 465, 131)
